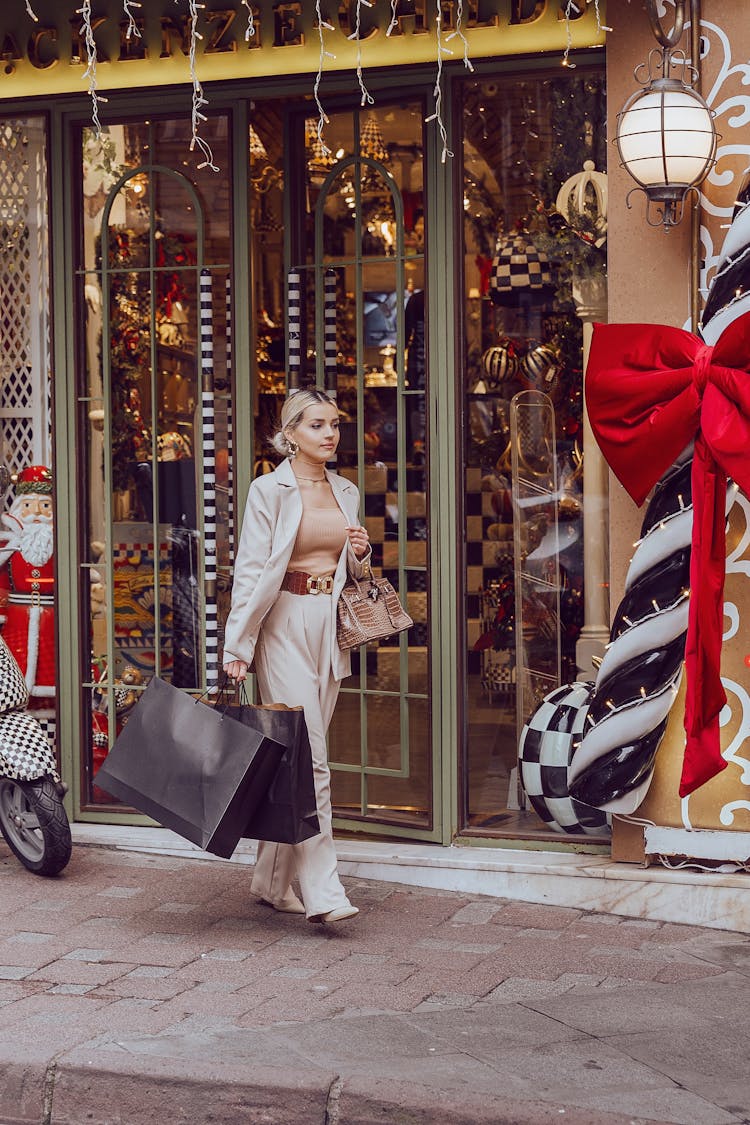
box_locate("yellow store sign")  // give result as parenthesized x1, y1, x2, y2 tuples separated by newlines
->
(0, 0, 603, 96)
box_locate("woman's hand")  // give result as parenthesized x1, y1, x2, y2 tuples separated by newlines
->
(223, 659, 249, 683)
(345, 524, 370, 559)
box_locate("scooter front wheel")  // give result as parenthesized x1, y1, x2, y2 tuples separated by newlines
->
(0, 777, 72, 876)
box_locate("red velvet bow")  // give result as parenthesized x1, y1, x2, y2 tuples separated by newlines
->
(586, 315, 750, 797)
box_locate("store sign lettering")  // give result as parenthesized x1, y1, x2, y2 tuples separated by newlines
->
(0, 0, 591, 76)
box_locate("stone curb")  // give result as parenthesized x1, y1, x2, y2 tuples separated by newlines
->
(0, 1051, 672, 1125)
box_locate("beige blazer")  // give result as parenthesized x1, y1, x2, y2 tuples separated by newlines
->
(222, 457, 371, 681)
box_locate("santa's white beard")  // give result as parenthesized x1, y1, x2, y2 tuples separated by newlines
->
(18, 521, 54, 567)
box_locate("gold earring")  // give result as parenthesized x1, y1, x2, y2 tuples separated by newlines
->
(288, 439, 298, 457)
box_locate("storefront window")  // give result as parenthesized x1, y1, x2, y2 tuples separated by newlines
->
(460, 70, 608, 838)
(77, 116, 231, 807)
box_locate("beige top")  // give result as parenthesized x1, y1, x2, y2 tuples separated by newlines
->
(289, 506, 348, 576)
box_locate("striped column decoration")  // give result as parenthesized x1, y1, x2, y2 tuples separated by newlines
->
(323, 268, 338, 462)
(225, 275, 234, 563)
(287, 269, 302, 390)
(200, 268, 219, 689)
(323, 268, 338, 391)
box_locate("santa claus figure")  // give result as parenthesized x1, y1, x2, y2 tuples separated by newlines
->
(0, 466, 55, 713)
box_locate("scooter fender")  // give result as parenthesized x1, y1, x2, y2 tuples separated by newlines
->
(0, 710, 57, 780)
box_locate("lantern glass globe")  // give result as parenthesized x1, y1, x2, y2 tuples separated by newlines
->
(617, 87, 716, 190)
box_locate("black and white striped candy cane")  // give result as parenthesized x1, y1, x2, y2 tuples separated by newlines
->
(568, 450, 694, 812)
(569, 185, 750, 813)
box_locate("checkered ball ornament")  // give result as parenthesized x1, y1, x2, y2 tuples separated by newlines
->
(0, 710, 57, 781)
(489, 233, 553, 307)
(518, 682, 610, 836)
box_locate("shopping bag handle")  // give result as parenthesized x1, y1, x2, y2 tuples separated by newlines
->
(195, 673, 234, 708)
(195, 674, 252, 718)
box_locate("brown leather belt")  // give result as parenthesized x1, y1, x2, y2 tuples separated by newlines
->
(281, 570, 335, 595)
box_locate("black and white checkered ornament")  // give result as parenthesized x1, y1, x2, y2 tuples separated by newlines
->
(0, 710, 57, 781)
(518, 682, 610, 835)
(0, 637, 29, 715)
(489, 233, 553, 307)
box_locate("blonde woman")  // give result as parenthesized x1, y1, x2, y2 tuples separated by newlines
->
(223, 389, 370, 924)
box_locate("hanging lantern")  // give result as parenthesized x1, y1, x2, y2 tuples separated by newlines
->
(615, 0, 718, 232)
(249, 124, 268, 162)
(305, 118, 337, 185)
(360, 113, 389, 164)
(555, 160, 608, 248)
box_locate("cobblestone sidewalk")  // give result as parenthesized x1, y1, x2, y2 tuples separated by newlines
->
(0, 843, 748, 1124)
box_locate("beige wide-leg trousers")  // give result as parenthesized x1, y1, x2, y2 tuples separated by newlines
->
(250, 590, 351, 918)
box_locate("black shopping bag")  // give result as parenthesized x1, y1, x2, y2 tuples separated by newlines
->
(94, 676, 286, 859)
(223, 698, 320, 845)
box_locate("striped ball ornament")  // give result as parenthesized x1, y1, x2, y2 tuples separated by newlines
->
(522, 342, 560, 387)
(481, 343, 519, 386)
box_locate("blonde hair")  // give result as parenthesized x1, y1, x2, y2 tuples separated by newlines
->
(271, 388, 337, 457)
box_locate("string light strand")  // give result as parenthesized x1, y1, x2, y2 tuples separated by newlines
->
(79, 0, 107, 137)
(313, 0, 336, 156)
(425, 0, 453, 163)
(593, 0, 613, 35)
(24, 1, 39, 21)
(123, 0, 142, 39)
(241, 0, 255, 40)
(445, 0, 474, 74)
(562, 0, 577, 68)
(349, 0, 374, 108)
(188, 0, 220, 171)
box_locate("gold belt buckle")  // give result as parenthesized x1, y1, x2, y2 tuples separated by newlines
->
(306, 575, 333, 595)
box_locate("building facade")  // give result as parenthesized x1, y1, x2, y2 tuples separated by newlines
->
(0, 0, 747, 862)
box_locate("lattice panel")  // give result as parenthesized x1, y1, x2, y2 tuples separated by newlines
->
(2, 418, 33, 477)
(0, 119, 50, 483)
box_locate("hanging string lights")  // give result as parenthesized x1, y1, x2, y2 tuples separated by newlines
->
(188, 0, 219, 171)
(240, 0, 255, 42)
(79, 0, 107, 138)
(349, 0, 375, 109)
(446, 0, 474, 75)
(18, 1, 608, 173)
(122, 0, 142, 41)
(425, 0, 453, 163)
(563, 0, 611, 68)
(313, 0, 336, 158)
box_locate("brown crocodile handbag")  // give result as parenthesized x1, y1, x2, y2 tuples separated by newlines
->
(336, 574, 413, 651)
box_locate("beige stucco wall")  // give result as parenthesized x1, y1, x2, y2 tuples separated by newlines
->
(605, 1, 693, 608)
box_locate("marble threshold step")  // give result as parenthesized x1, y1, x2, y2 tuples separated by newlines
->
(71, 824, 750, 934)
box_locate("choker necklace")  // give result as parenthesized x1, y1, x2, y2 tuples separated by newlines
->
(295, 474, 327, 483)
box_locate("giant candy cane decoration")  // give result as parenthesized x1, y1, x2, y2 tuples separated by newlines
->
(522, 186, 750, 820)
(569, 451, 694, 812)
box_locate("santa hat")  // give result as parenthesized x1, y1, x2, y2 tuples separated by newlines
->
(15, 465, 53, 496)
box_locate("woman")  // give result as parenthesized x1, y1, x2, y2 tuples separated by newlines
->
(223, 389, 371, 924)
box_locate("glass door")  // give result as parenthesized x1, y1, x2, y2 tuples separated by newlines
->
(74, 116, 232, 812)
(287, 102, 436, 836)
